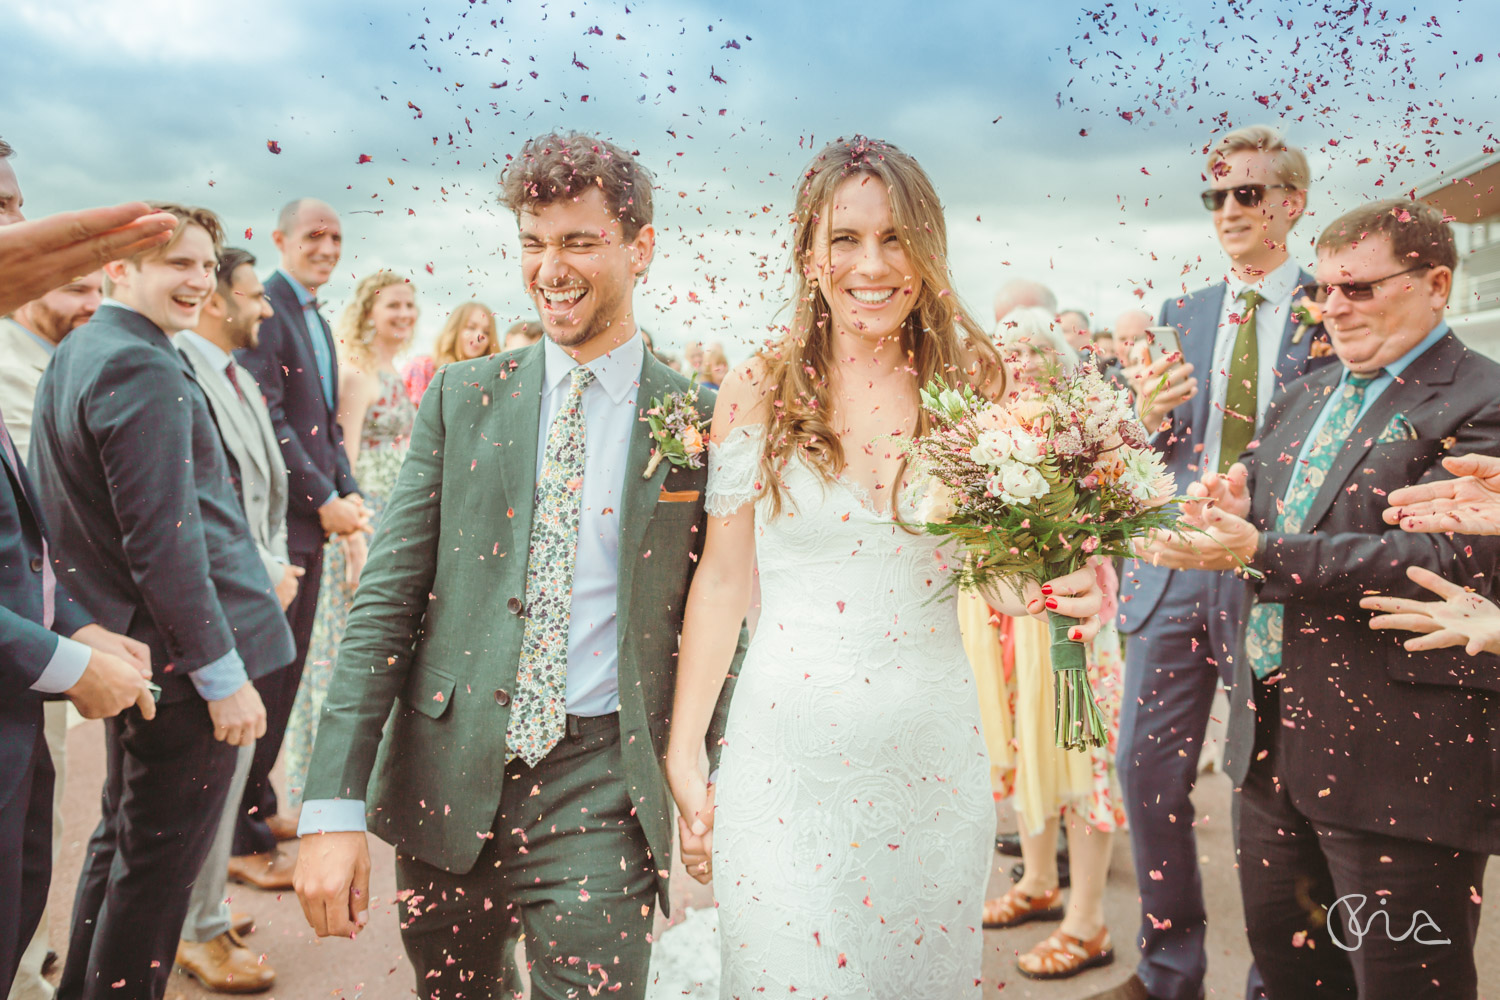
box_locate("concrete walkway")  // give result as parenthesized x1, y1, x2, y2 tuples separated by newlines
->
(36, 720, 1499, 999)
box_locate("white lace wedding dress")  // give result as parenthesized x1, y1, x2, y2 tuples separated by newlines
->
(707, 424, 995, 1000)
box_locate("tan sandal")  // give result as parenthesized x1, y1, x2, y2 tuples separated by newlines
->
(980, 885, 1063, 929)
(1016, 926, 1115, 980)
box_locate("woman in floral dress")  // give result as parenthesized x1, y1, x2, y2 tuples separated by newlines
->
(283, 271, 418, 809)
(959, 308, 1127, 981)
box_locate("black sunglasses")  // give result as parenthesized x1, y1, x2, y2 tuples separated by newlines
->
(1199, 184, 1292, 211)
(1304, 265, 1434, 304)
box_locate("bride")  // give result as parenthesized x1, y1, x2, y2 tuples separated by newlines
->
(664, 136, 1105, 999)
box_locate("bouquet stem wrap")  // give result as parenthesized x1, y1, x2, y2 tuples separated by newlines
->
(1048, 609, 1108, 751)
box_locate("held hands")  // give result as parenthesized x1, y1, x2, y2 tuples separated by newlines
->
(1360, 565, 1500, 656)
(275, 563, 305, 610)
(1384, 454, 1500, 535)
(665, 758, 716, 885)
(208, 681, 267, 747)
(1124, 343, 1196, 436)
(318, 495, 369, 538)
(294, 831, 372, 937)
(65, 624, 155, 720)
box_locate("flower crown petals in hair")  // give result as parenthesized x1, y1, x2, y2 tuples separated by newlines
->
(641, 389, 708, 478)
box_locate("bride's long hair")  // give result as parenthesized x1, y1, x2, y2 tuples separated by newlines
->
(757, 136, 1004, 515)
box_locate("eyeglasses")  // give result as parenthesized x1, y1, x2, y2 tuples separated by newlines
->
(1306, 265, 1434, 303)
(1199, 184, 1292, 211)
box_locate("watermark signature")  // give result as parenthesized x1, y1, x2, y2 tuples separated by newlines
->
(1328, 894, 1451, 952)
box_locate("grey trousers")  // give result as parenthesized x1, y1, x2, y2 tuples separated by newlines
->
(180, 741, 255, 943)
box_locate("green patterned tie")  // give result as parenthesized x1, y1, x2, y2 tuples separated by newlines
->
(506, 366, 595, 766)
(1243, 371, 1378, 679)
(1219, 289, 1262, 474)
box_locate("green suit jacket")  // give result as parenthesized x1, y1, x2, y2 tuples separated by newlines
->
(303, 341, 740, 906)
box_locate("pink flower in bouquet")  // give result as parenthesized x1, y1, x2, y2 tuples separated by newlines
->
(682, 425, 705, 457)
(1005, 397, 1054, 437)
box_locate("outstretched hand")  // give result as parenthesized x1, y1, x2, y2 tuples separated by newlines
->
(1360, 565, 1500, 656)
(1384, 453, 1500, 535)
(0, 204, 177, 315)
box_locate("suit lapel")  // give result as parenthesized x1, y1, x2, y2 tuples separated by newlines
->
(616, 353, 674, 607)
(1183, 287, 1225, 443)
(492, 343, 546, 556)
(1299, 335, 1458, 531)
(1270, 269, 1313, 390)
(185, 344, 270, 480)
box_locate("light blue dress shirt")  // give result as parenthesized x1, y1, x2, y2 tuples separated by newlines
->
(300, 336, 645, 836)
(276, 268, 335, 411)
(1285, 322, 1451, 499)
(92, 301, 249, 702)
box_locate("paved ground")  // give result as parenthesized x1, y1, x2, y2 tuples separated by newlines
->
(38, 719, 1500, 999)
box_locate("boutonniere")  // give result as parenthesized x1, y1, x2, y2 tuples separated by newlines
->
(641, 389, 708, 478)
(1290, 295, 1323, 345)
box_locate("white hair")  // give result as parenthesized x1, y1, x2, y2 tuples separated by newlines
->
(996, 306, 1079, 372)
(993, 278, 1058, 321)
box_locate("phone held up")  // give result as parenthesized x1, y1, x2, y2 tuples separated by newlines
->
(1143, 325, 1184, 366)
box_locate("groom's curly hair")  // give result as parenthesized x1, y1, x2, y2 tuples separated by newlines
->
(499, 131, 654, 239)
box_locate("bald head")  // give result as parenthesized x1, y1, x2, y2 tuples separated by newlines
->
(272, 198, 342, 292)
(993, 278, 1057, 325)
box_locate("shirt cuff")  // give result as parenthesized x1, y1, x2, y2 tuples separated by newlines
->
(30, 635, 92, 694)
(189, 649, 249, 702)
(298, 799, 368, 835)
(707, 769, 720, 785)
(325, 490, 341, 507)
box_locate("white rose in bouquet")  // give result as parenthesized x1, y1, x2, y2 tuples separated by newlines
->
(987, 461, 1049, 505)
(972, 427, 1043, 468)
(918, 482, 957, 524)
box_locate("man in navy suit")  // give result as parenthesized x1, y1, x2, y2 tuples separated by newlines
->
(29, 203, 295, 1000)
(0, 136, 159, 999)
(231, 199, 365, 882)
(1097, 126, 1334, 1000)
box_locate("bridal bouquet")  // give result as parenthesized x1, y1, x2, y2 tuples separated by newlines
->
(907, 362, 1181, 750)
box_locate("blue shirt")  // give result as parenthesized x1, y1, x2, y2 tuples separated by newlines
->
(275, 268, 335, 412)
(1285, 321, 1451, 503)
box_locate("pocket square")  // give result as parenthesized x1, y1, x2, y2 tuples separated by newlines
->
(658, 489, 700, 504)
(1376, 412, 1419, 444)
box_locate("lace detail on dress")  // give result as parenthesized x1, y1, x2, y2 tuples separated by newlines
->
(704, 423, 765, 516)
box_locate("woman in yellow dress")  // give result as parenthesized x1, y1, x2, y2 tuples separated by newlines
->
(964, 308, 1127, 981)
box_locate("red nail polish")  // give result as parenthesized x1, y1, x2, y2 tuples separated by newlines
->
(1045, 598, 1058, 610)
(1069, 628, 1081, 641)
(1040, 584, 1053, 595)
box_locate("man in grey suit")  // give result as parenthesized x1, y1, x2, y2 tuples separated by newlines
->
(173, 247, 298, 994)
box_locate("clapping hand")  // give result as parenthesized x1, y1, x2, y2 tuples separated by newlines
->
(1183, 462, 1252, 524)
(1360, 565, 1500, 656)
(1384, 454, 1500, 535)
(1142, 503, 1258, 572)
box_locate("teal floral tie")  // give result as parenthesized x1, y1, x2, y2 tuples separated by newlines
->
(506, 366, 595, 766)
(1244, 372, 1378, 679)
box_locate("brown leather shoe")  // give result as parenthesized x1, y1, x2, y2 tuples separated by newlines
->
(226, 849, 295, 890)
(231, 911, 255, 937)
(265, 811, 300, 842)
(175, 930, 275, 993)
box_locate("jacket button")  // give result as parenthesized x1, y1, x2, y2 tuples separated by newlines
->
(30, 556, 44, 572)
(506, 597, 523, 615)
(494, 689, 511, 707)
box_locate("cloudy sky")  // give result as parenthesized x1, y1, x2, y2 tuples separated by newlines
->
(7, 0, 1498, 357)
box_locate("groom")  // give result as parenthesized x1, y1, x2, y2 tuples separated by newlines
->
(294, 131, 740, 999)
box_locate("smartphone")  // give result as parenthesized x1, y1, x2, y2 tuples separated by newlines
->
(147, 681, 162, 703)
(1143, 325, 1184, 365)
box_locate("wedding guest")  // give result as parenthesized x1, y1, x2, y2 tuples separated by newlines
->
(1057, 307, 1092, 352)
(1090, 329, 1117, 364)
(1103, 125, 1330, 1000)
(232, 198, 365, 886)
(681, 339, 705, 377)
(172, 248, 290, 994)
(0, 270, 101, 1000)
(1147, 198, 1500, 1000)
(282, 272, 416, 812)
(0, 139, 155, 1000)
(961, 309, 1125, 980)
(992, 277, 1057, 326)
(697, 343, 729, 389)
(502, 318, 543, 351)
(29, 203, 294, 1000)
(402, 299, 498, 404)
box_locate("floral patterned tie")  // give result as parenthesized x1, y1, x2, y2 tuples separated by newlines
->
(1243, 371, 1378, 679)
(506, 366, 595, 766)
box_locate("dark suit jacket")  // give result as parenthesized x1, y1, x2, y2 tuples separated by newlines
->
(1119, 274, 1335, 632)
(0, 443, 90, 816)
(1223, 331, 1500, 855)
(236, 271, 358, 553)
(304, 344, 741, 910)
(28, 304, 294, 702)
